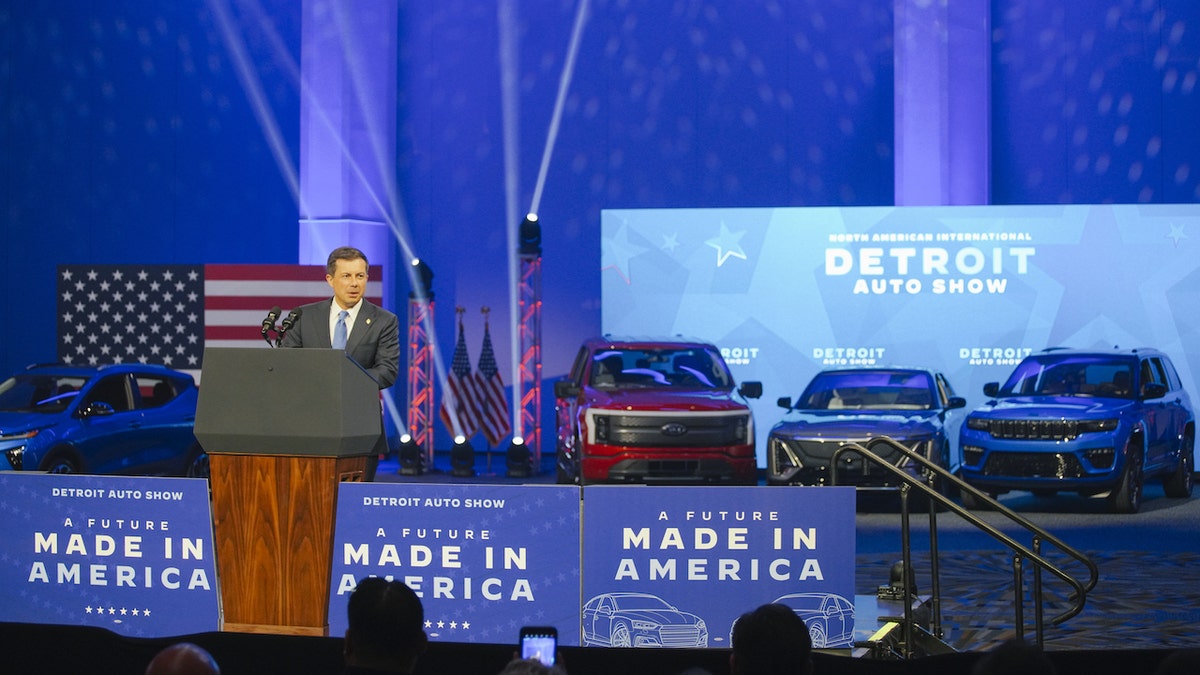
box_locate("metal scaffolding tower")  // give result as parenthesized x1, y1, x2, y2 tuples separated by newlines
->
(517, 251, 543, 469)
(406, 296, 435, 470)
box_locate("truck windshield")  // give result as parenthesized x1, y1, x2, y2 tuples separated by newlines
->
(588, 347, 732, 389)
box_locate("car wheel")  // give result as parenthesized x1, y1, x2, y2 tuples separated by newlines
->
(809, 622, 827, 649)
(185, 445, 210, 479)
(1109, 440, 1144, 514)
(610, 622, 632, 648)
(40, 452, 80, 474)
(1163, 431, 1194, 499)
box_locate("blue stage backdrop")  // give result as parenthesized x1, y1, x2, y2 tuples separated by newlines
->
(581, 486, 856, 649)
(0, 473, 219, 637)
(327, 483, 582, 645)
(601, 204, 1200, 467)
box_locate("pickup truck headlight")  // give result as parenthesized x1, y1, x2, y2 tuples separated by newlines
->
(593, 416, 610, 442)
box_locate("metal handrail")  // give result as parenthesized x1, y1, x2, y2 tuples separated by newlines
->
(832, 436, 1098, 652)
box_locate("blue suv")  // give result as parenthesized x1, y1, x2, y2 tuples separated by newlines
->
(959, 348, 1194, 513)
(0, 363, 205, 476)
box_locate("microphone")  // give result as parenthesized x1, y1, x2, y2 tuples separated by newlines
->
(261, 306, 281, 346)
(276, 307, 302, 346)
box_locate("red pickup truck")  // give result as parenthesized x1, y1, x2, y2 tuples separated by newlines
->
(553, 337, 763, 485)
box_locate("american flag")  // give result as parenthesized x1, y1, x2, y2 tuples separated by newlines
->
(475, 318, 512, 447)
(439, 315, 482, 439)
(57, 264, 383, 375)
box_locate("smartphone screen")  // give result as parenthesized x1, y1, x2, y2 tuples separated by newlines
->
(519, 626, 557, 666)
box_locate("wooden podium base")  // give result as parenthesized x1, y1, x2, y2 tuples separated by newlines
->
(209, 453, 366, 636)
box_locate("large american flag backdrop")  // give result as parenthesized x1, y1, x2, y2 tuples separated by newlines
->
(57, 264, 383, 374)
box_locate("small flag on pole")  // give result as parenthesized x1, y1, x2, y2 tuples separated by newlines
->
(440, 308, 482, 439)
(476, 308, 512, 447)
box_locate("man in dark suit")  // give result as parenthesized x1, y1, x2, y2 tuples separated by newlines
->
(281, 246, 400, 480)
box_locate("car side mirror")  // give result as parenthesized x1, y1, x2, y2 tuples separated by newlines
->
(738, 381, 763, 399)
(554, 379, 582, 399)
(77, 401, 116, 418)
(982, 382, 1000, 398)
(946, 396, 967, 410)
(1142, 382, 1167, 400)
(777, 396, 792, 410)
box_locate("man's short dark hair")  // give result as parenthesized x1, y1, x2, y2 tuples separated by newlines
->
(327, 246, 369, 276)
(730, 603, 813, 675)
(346, 577, 425, 665)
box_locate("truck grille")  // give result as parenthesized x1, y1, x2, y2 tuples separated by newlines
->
(595, 413, 747, 447)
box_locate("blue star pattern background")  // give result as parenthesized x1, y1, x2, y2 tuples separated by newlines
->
(602, 205, 1200, 466)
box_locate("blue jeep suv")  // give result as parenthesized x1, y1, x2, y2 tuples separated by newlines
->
(959, 348, 1194, 513)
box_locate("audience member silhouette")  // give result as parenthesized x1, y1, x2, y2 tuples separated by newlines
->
(729, 603, 813, 675)
(970, 638, 1056, 675)
(144, 642, 220, 675)
(343, 577, 428, 675)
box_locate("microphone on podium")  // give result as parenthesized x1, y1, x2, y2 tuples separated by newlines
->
(275, 307, 302, 347)
(260, 306, 281, 346)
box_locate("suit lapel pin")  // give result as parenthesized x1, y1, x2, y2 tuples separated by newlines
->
(366, 318, 372, 325)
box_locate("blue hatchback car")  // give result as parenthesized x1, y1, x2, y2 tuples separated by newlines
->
(959, 348, 1194, 513)
(0, 363, 206, 477)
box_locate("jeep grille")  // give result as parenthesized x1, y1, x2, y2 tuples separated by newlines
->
(983, 451, 1086, 479)
(984, 419, 1081, 441)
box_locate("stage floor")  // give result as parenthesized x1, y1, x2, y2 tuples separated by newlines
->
(375, 455, 1200, 653)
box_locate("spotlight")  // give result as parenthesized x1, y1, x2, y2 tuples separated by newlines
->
(505, 436, 533, 478)
(518, 213, 541, 256)
(409, 258, 434, 300)
(877, 560, 918, 601)
(398, 434, 423, 476)
(450, 435, 476, 477)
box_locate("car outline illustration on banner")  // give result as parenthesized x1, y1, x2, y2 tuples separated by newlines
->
(730, 592, 855, 649)
(958, 347, 1195, 513)
(554, 336, 762, 485)
(766, 367, 966, 489)
(581, 592, 709, 648)
(0, 363, 206, 477)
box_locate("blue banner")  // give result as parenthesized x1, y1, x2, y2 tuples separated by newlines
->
(0, 473, 219, 637)
(581, 486, 856, 648)
(327, 483, 582, 645)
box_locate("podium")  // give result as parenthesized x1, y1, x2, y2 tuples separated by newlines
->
(194, 347, 381, 636)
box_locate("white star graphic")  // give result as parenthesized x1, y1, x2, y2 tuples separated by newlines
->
(601, 223, 649, 284)
(1166, 222, 1187, 247)
(706, 221, 749, 267)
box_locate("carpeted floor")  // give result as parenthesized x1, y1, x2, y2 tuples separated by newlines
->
(856, 549, 1200, 652)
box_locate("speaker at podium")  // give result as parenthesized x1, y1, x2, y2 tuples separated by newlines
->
(194, 347, 381, 636)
